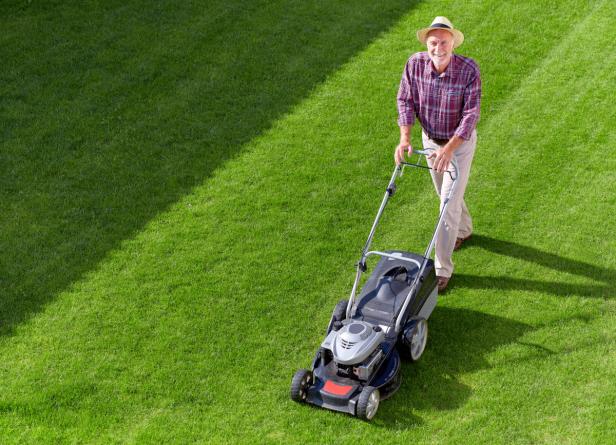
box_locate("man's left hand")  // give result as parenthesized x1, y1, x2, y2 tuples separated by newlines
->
(429, 147, 454, 173)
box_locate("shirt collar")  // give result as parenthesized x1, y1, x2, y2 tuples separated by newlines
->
(426, 53, 456, 78)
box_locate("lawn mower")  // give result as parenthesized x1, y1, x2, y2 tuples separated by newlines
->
(290, 149, 459, 420)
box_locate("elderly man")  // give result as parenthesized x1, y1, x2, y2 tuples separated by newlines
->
(394, 16, 481, 292)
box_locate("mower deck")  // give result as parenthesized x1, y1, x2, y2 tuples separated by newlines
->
(306, 348, 401, 415)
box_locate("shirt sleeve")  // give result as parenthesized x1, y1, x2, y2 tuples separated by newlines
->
(397, 61, 415, 127)
(454, 65, 481, 140)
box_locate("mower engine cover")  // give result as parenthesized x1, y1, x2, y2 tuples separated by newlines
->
(321, 320, 385, 365)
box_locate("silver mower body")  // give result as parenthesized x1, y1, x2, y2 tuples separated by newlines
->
(290, 149, 458, 420)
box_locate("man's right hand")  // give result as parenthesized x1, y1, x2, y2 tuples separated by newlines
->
(394, 142, 412, 165)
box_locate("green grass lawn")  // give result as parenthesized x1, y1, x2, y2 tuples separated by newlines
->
(1, 0, 615, 443)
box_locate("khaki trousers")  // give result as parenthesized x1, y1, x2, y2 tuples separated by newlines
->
(422, 130, 477, 278)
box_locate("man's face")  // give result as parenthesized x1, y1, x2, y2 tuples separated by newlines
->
(426, 29, 454, 71)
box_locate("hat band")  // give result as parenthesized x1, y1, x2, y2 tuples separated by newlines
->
(430, 23, 451, 30)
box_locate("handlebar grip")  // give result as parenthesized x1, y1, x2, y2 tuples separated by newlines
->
(413, 149, 432, 156)
(399, 147, 459, 181)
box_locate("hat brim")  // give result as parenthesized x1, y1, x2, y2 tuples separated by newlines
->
(416, 27, 464, 48)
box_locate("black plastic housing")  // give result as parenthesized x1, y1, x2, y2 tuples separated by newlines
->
(354, 250, 436, 328)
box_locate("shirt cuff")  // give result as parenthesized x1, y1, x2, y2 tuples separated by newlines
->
(397, 116, 414, 127)
(454, 127, 472, 140)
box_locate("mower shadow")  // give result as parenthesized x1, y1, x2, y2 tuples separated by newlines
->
(452, 234, 613, 298)
(373, 306, 532, 429)
(371, 234, 611, 426)
(0, 0, 418, 336)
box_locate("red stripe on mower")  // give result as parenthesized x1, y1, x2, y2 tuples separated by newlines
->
(323, 380, 353, 396)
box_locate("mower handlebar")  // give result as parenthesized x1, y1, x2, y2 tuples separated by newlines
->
(399, 148, 458, 181)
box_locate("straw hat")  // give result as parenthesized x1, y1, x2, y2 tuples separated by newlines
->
(416, 16, 464, 48)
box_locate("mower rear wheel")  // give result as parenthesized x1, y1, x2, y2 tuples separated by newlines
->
(408, 319, 428, 362)
(290, 369, 312, 403)
(332, 299, 348, 321)
(357, 386, 380, 420)
(399, 318, 428, 361)
(327, 299, 349, 333)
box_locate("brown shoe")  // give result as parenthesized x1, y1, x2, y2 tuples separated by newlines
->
(454, 234, 472, 251)
(437, 276, 450, 292)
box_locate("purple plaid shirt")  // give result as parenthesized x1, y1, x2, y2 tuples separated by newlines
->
(397, 52, 481, 140)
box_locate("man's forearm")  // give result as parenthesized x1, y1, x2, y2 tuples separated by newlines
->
(399, 125, 412, 144)
(444, 135, 465, 154)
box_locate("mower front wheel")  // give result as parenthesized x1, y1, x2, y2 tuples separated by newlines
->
(357, 386, 380, 420)
(290, 369, 312, 403)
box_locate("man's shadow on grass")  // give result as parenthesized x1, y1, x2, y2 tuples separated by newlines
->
(372, 234, 612, 427)
(453, 234, 613, 298)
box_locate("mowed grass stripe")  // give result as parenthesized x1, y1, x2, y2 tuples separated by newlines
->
(426, 1, 616, 443)
(461, 0, 615, 292)
(0, 0, 415, 338)
(1, 0, 615, 444)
